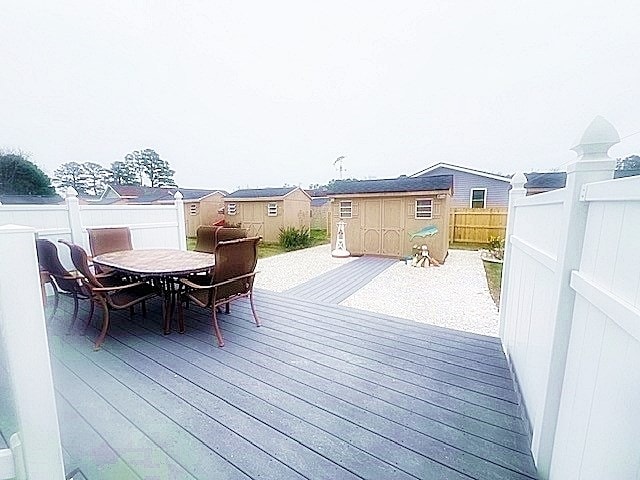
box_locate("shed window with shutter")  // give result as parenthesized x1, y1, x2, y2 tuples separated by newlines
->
(339, 200, 352, 218)
(189, 204, 198, 216)
(470, 188, 487, 208)
(227, 203, 237, 215)
(415, 199, 433, 219)
(267, 202, 278, 216)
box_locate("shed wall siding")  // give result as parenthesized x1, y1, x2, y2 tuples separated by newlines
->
(416, 166, 510, 208)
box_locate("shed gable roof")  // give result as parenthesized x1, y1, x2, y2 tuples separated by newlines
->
(226, 186, 308, 200)
(327, 175, 453, 195)
(104, 185, 226, 202)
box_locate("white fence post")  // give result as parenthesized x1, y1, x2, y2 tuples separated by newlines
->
(174, 191, 187, 250)
(534, 116, 618, 477)
(0, 225, 65, 479)
(498, 173, 526, 339)
(65, 187, 83, 245)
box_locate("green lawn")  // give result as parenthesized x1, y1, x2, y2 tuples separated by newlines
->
(483, 260, 503, 307)
(187, 228, 330, 259)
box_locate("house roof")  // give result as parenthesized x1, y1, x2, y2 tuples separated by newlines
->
(311, 197, 330, 207)
(411, 162, 511, 182)
(105, 185, 226, 203)
(523, 169, 640, 190)
(327, 175, 453, 195)
(226, 186, 309, 200)
(524, 172, 567, 189)
(0, 194, 63, 205)
(305, 188, 330, 198)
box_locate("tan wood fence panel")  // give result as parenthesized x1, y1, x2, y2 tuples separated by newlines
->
(449, 208, 507, 244)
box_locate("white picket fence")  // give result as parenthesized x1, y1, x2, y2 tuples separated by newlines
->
(500, 117, 640, 479)
(0, 189, 187, 479)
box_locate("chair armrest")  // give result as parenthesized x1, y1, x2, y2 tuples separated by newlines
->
(179, 278, 212, 290)
(209, 272, 257, 289)
(92, 281, 148, 293)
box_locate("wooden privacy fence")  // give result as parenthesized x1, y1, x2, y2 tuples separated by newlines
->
(449, 208, 507, 244)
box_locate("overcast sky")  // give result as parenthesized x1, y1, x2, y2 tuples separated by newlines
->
(1, 1, 639, 192)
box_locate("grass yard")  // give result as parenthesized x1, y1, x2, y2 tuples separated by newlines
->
(187, 228, 330, 259)
(483, 260, 503, 307)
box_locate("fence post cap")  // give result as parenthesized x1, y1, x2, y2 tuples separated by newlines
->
(511, 172, 527, 189)
(173, 191, 183, 200)
(65, 187, 78, 198)
(571, 115, 620, 157)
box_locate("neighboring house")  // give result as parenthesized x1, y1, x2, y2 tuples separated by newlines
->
(0, 194, 63, 205)
(327, 175, 453, 262)
(525, 168, 640, 194)
(410, 162, 511, 209)
(305, 188, 331, 230)
(99, 185, 227, 236)
(224, 187, 311, 242)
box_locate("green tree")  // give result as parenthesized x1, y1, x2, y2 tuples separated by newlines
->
(0, 151, 54, 195)
(124, 149, 175, 187)
(81, 162, 112, 196)
(616, 155, 640, 170)
(53, 162, 87, 193)
(109, 160, 139, 185)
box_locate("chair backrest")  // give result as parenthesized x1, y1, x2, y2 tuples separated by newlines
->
(87, 227, 132, 257)
(35, 239, 79, 293)
(212, 237, 261, 296)
(194, 225, 222, 254)
(215, 227, 248, 244)
(59, 240, 104, 290)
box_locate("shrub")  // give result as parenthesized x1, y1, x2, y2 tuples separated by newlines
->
(488, 235, 505, 260)
(279, 226, 311, 250)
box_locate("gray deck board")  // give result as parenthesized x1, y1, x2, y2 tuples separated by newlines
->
(46, 293, 537, 480)
(285, 256, 397, 303)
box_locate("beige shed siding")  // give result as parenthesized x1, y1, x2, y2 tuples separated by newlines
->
(224, 189, 310, 243)
(184, 193, 225, 237)
(329, 192, 450, 263)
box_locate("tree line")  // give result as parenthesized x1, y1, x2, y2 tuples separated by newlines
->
(0, 148, 176, 196)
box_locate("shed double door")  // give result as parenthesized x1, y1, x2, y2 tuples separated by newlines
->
(361, 199, 403, 256)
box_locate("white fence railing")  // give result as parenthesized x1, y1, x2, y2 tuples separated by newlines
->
(0, 189, 187, 478)
(500, 116, 640, 479)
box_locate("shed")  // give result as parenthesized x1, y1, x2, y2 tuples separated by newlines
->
(306, 188, 331, 230)
(100, 185, 227, 236)
(224, 187, 311, 242)
(328, 175, 453, 262)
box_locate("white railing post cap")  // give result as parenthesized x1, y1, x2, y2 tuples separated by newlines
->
(511, 172, 527, 189)
(571, 115, 620, 156)
(65, 186, 78, 198)
(174, 191, 183, 200)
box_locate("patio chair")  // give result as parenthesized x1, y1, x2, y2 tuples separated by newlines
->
(193, 226, 248, 254)
(62, 241, 158, 349)
(178, 236, 261, 347)
(35, 238, 93, 329)
(87, 227, 133, 275)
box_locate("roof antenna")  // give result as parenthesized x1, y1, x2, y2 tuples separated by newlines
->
(334, 156, 346, 179)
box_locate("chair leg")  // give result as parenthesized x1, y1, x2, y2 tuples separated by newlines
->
(84, 300, 96, 333)
(94, 300, 110, 350)
(225, 303, 230, 314)
(48, 287, 60, 322)
(177, 298, 185, 334)
(211, 307, 224, 347)
(66, 295, 80, 333)
(249, 292, 261, 327)
(142, 301, 147, 317)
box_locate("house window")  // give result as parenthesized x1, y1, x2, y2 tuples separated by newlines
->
(470, 188, 487, 208)
(267, 202, 278, 216)
(189, 204, 198, 216)
(415, 199, 433, 219)
(339, 200, 352, 218)
(227, 203, 237, 215)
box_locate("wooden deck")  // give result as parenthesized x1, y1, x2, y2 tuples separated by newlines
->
(37, 290, 538, 480)
(285, 256, 397, 303)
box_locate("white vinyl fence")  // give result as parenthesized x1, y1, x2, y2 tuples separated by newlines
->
(0, 189, 187, 478)
(500, 116, 640, 479)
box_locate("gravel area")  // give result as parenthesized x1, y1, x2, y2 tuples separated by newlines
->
(254, 244, 355, 292)
(340, 250, 499, 337)
(255, 247, 499, 336)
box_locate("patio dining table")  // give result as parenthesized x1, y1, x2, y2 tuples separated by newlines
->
(93, 249, 215, 334)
